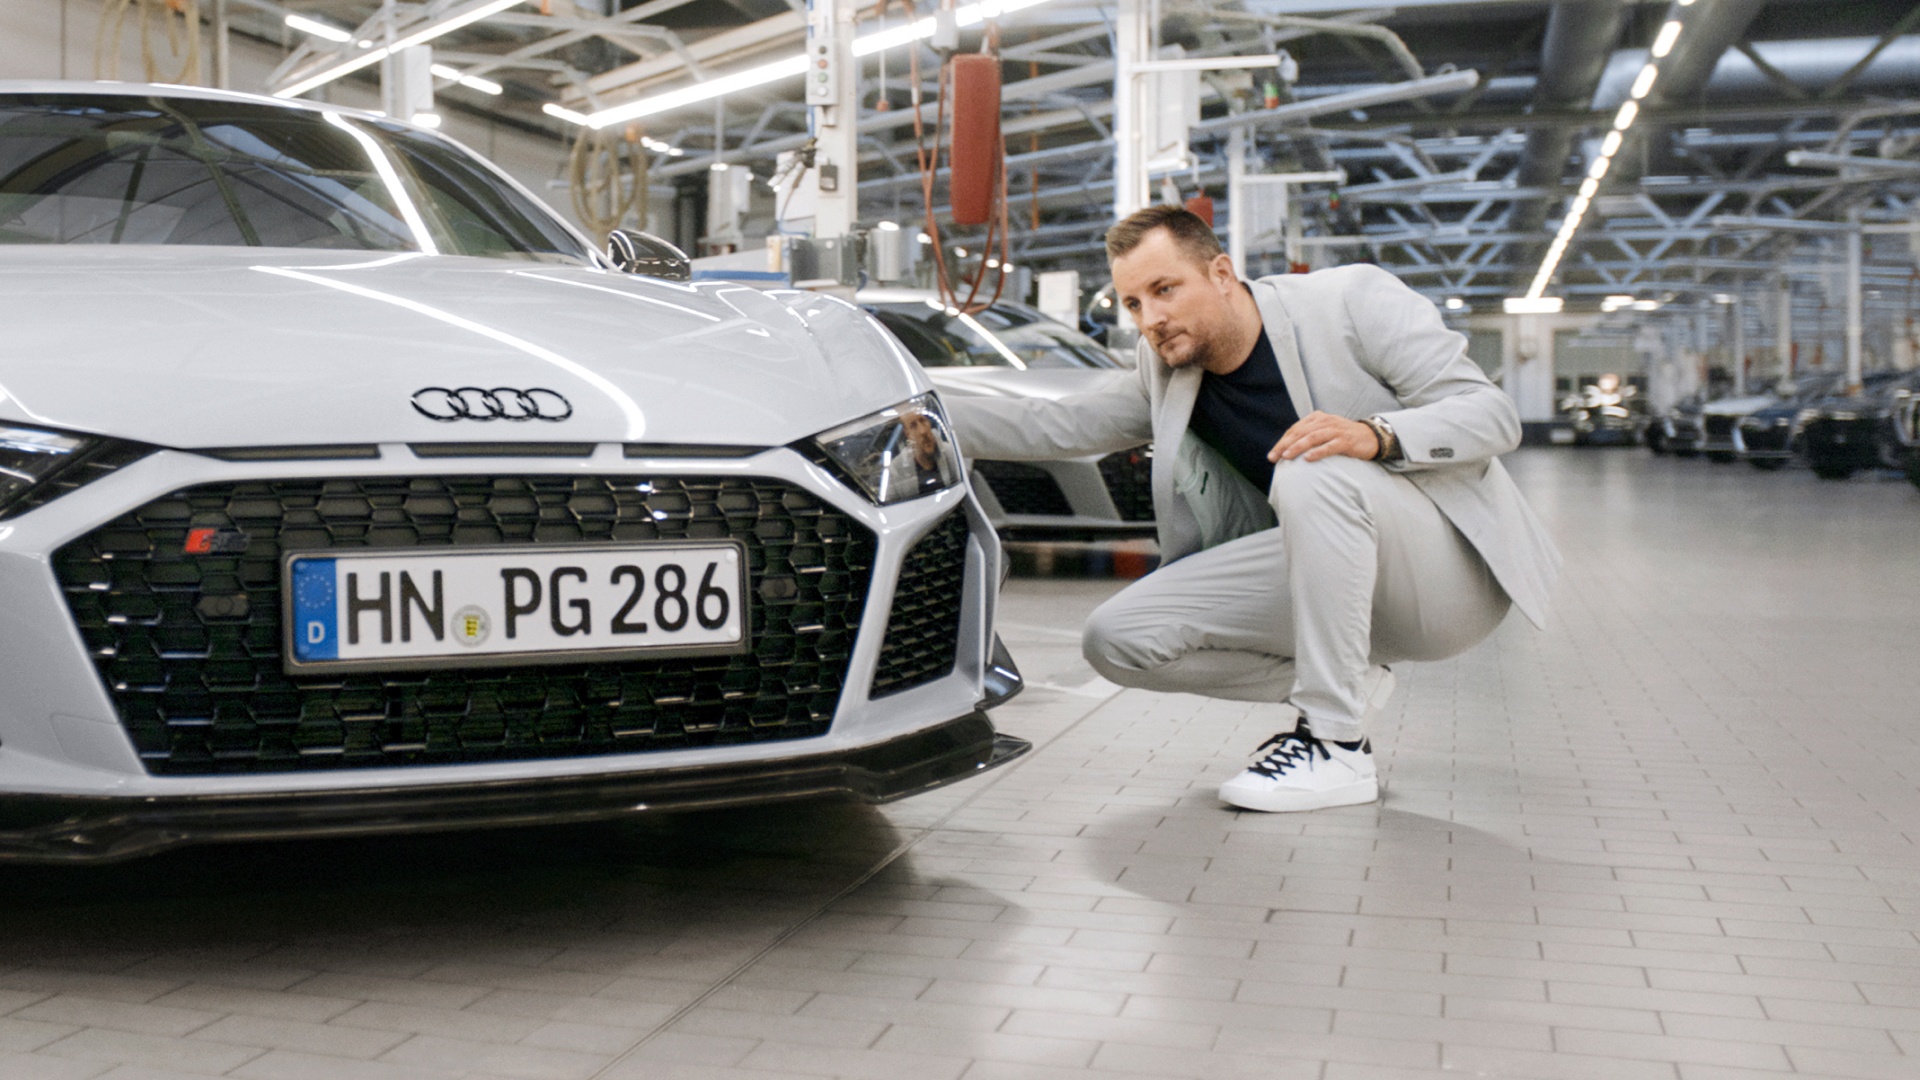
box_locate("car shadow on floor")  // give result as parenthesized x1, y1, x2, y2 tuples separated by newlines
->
(0, 799, 904, 960)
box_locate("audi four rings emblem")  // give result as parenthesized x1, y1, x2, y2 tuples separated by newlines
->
(411, 387, 574, 423)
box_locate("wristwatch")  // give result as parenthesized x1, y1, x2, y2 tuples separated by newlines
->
(1364, 415, 1402, 463)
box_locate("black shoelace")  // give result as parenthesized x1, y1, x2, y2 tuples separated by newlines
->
(1249, 726, 1368, 778)
(1249, 728, 1327, 778)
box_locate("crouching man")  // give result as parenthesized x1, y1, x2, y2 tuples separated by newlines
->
(943, 206, 1561, 812)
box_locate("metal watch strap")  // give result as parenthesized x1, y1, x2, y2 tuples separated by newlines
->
(1365, 416, 1401, 463)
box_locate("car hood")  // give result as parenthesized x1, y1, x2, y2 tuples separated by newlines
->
(0, 248, 924, 450)
(1700, 394, 1778, 416)
(925, 366, 1133, 401)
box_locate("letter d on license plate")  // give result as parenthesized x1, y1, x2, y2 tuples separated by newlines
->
(283, 543, 748, 673)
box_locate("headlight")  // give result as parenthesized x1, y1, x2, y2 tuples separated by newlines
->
(1795, 408, 1819, 427)
(1826, 411, 1859, 422)
(812, 393, 963, 505)
(0, 424, 97, 520)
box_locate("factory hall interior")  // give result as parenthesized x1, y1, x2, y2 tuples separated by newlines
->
(1, 0, 1918, 1078)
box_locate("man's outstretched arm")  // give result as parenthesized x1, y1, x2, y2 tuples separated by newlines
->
(943, 369, 1154, 462)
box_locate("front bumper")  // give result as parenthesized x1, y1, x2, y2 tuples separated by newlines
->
(0, 711, 1030, 863)
(0, 442, 1011, 816)
(1805, 418, 1895, 470)
(1738, 422, 1797, 458)
(971, 447, 1157, 540)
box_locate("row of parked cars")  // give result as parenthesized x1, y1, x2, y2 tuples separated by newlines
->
(1646, 370, 1920, 488)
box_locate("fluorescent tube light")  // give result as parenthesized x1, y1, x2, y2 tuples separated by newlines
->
(1614, 100, 1639, 130)
(274, 0, 527, 99)
(1601, 130, 1622, 157)
(285, 14, 352, 43)
(431, 63, 503, 95)
(1651, 21, 1682, 59)
(1588, 155, 1612, 180)
(390, 0, 524, 52)
(1504, 297, 1563, 314)
(1630, 63, 1659, 100)
(566, 0, 1063, 127)
(1578, 176, 1599, 198)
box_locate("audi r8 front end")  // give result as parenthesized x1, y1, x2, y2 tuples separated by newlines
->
(0, 83, 1026, 862)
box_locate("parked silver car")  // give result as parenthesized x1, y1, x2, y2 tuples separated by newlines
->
(859, 289, 1155, 540)
(0, 83, 1028, 861)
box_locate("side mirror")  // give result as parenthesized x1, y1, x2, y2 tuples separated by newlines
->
(607, 230, 691, 281)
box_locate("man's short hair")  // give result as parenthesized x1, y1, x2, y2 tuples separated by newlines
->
(1104, 205, 1224, 266)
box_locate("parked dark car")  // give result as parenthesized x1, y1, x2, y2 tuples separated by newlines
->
(1558, 374, 1646, 446)
(1737, 373, 1843, 470)
(1801, 371, 1920, 480)
(1894, 392, 1920, 491)
(1647, 396, 1705, 456)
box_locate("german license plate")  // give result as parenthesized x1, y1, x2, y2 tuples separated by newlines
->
(283, 543, 747, 673)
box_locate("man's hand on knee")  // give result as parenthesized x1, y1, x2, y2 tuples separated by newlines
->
(1271, 411, 1381, 464)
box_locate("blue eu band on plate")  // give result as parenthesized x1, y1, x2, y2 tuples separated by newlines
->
(283, 543, 749, 673)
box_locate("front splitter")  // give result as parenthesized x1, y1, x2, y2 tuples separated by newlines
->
(0, 713, 1030, 863)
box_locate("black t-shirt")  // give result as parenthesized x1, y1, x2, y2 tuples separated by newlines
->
(1188, 329, 1299, 494)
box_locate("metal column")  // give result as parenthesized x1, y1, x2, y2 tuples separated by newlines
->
(1776, 276, 1793, 379)
(211, 0, 231, 89)
(810, 0, 860, 240)
(1227, 126, 1246, 275)
(1112, 0, 1150, 218)
(1731, 294, 1746, 395)
(1845, 211, 1864, 391)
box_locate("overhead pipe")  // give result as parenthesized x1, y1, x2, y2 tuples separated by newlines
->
(1506, 0, 1629, 282)
(1785, 150, 1920, 175)
(1206, 9, 1426, 82)
(1189, 69, 1480, 136)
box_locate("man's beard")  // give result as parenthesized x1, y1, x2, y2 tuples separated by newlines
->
(1152, 324, 1221, 369)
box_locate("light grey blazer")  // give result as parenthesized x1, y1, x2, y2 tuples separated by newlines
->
(943, 264, 1562, 628)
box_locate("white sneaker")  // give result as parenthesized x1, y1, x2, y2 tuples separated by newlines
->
(1217, 721, 1379, 812)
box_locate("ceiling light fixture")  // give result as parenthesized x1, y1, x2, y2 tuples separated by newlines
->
(1518, 28, 1672, 307)
(1504, 297, 1563, 314)
(431, 63, 503, 95)
(555, 0, 1061, 129)
(274, 0, 528, 99)
(285, 14, 352, 43)
(1629, 63, 1659, 100)
(1650, 21, 1683, 59)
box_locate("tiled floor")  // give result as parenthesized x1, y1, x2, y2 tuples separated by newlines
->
(3, 449, 1917, 1080)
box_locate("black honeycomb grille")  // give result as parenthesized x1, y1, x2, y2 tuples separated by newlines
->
(871, 511, 969, 696)
(1703, 415, 1738, 443)
(52, 475, 876, 776)
(1097, 445, 1155, 521)
(973, 461, 1071, 516)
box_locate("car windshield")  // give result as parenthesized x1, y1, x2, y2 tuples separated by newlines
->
(867, 300, 1121, 369)
(0, 93, 591, 262)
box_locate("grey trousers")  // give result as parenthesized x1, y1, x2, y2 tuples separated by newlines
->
(1082, 455, 1511, 742)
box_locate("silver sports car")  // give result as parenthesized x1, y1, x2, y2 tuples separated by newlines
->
(859, 289, 1156, 540)
(0, 82, 1026, 862)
